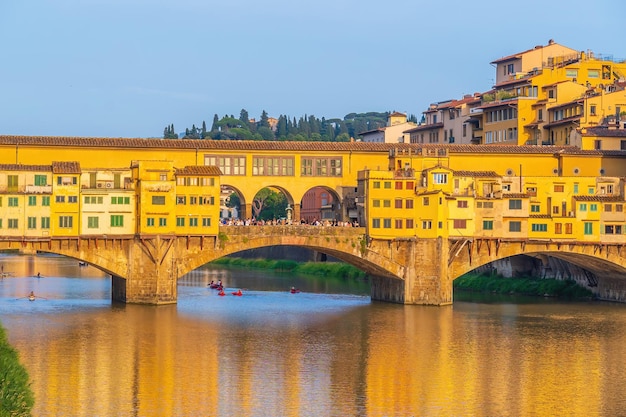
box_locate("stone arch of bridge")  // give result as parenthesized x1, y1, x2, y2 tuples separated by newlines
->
(299, 185, 343, 223)
(179, 229, 403, 282)
(449, 239, 626, 282)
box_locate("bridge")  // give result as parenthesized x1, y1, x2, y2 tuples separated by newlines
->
(2, 226, 626, 305)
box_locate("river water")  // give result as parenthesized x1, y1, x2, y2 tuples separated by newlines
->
(1, 253, 626, 417)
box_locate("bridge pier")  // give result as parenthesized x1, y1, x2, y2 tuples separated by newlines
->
(367, 237, 453, 306)
(111, 236, 178, 305)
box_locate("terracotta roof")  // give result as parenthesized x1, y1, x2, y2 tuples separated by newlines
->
(403, 123, 444, 133)
(529, 214, 552, 219)
(583, 127, 626, 138)
(0, 135, 603, 156)
(573, 195, 624, 202)
(0, 164, 51, 172)
(52, 161, 81, 174)
(175, 165, 222, 176)
(453, 170, 500, 178)
(503, 193, 529, 198)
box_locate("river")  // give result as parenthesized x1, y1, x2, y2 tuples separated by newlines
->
(1, 253, 626, 417)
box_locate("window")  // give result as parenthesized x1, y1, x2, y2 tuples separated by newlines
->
(112, 196, 130, 204)
(584, 222, 593, 235)
(300, 157, 342, 177)
(554, 185, 564, 192)
(87, 217, 99, 228)
(590, 105, 597, 116)
(395, 182, 403, 190)
(406, 219, 414, 229)
(28, 196, 36, 206)
(422, 220, 432, 229)
(68, 196, 78, 203)
(565, 223, 573, 234)
(27, 217, 37, 229)
(202, 217, 212, 227)
(617, 204, 623, 212)
(253, 156, 294, 176)
(580, 203, 587, 211)
(34, 175, 47, 186)
(8, 197, 18, 207)
(176, 217, 185, 227)
(453, 219, 467, 229)
(189, 218, 198, 227)
(41, 217, 50, 229)
(372, 218, 381, 228)
(383, 219, 391, 228)
(605, 225, 623, 234)
(405, 199, 414, 209)
(383, 200, 391, 208)
(59, 216, 73, 228)
(384, 182, 391, 189)
(483, 220, 493, 230)
(588, 187, 595, 194)
(423, 197, 429, 206)
(8, 219, 18, 229)
(573, 184, 579, 194)
(176, 196, 186, 205)
(147, 218, 155, 227)
(406, 181, 414, 190)
(531, 204, 540, 213)
(590, 204, 598, 212)
(205, 155, 246, 175)
(509, 199, 522, 210)
(8, 175, 18, 191)
(552, 206, 559, 215)
(555, 223, 562, 234)
(457, 200, 468, 208)
(509, 221, 521, 232)
(588, 69, 599, 78)
(373, 181, 380, 189)
(373, 200, 380, 208)
(395, 219, 403, 229)
(531, 224, 547, 232)
(200, 196, 215, 205)
(395, 199, 402, 209)
(159, 218, 167, 227)
(160, 174, 167, 181)
(56, 196, 65, 203)
(432, 173, 448, 184)
(152, 196, 166, 205)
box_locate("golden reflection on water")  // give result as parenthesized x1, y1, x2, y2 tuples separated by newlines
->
(2, 254, 626, 416)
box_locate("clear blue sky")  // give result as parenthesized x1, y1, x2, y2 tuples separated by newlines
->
(1, 0, 624, 138)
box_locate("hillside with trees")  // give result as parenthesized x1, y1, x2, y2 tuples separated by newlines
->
(163, 109, 418, 141)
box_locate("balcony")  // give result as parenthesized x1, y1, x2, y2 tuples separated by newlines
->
(25, 185, 53, 194)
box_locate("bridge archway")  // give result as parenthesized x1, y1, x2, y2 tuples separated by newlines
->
(449, 239, 626, 302)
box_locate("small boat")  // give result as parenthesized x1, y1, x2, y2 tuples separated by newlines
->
(218, 290, 226, 296)
(78, 261, 88, 267)
(28, 295, 36, 301)
(290, 287, 301, 294)
(209, 283, 221, 289)
(232, 289, 243, 296)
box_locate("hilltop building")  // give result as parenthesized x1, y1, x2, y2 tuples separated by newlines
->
(359, 112, 416, 143)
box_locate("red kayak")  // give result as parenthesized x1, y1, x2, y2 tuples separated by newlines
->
(218, 290, 226, 296)
(290, 288, 301, 294)
(232, 290, 243, 296)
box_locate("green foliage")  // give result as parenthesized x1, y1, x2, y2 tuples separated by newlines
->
(173, 109, 396, 142)
(0, 325, 34, 417)
(163, 123, 178, 139)
(454, 273, 595, 299)
(211, 257, 365, 279)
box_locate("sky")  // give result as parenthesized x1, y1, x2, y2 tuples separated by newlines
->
(1, 0, 624, 138)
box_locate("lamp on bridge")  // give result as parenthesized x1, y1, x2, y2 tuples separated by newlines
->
(285, 204, 293, 224)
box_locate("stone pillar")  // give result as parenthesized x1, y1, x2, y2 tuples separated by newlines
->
(111, 275, 127, 302)
(121, 236, 178, 305)
(241, 203, 252, 220)
(292, 203, 301, 223)
(371, 275, 405, 303)
(405, 237, 452, 305)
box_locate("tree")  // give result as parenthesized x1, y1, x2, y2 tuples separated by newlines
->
(201, 121, 207, 139)
(239, 109, 249, 124)
(259, 110, 270, 128)
(211, 114, 219, 132)
(257, 126, 274, 140)
(251, 188, 273, 219)
(163, 124, 178, 139)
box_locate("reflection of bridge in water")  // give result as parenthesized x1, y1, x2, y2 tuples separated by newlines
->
(2, 225, 626, 305)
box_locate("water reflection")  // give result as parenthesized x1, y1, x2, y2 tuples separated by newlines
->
(1, 254, 626, 416)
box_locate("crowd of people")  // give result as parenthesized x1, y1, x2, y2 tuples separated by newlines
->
(220, 217, 359, 227)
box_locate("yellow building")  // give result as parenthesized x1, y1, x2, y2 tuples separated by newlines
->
(80, 167, 135, 236)
(0, 163, 53, 237)
(362, 152, 626, 244)
(50, 162, 82, 238)
(132, 161, 177, 235)
(466, 40, 626, 146)
(174, 165, 221, 236)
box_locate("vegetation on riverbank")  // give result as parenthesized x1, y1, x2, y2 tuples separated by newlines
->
(454, 272, 595, 299)
(0, 324, 34, 417)
(211, 258, 367, 280)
